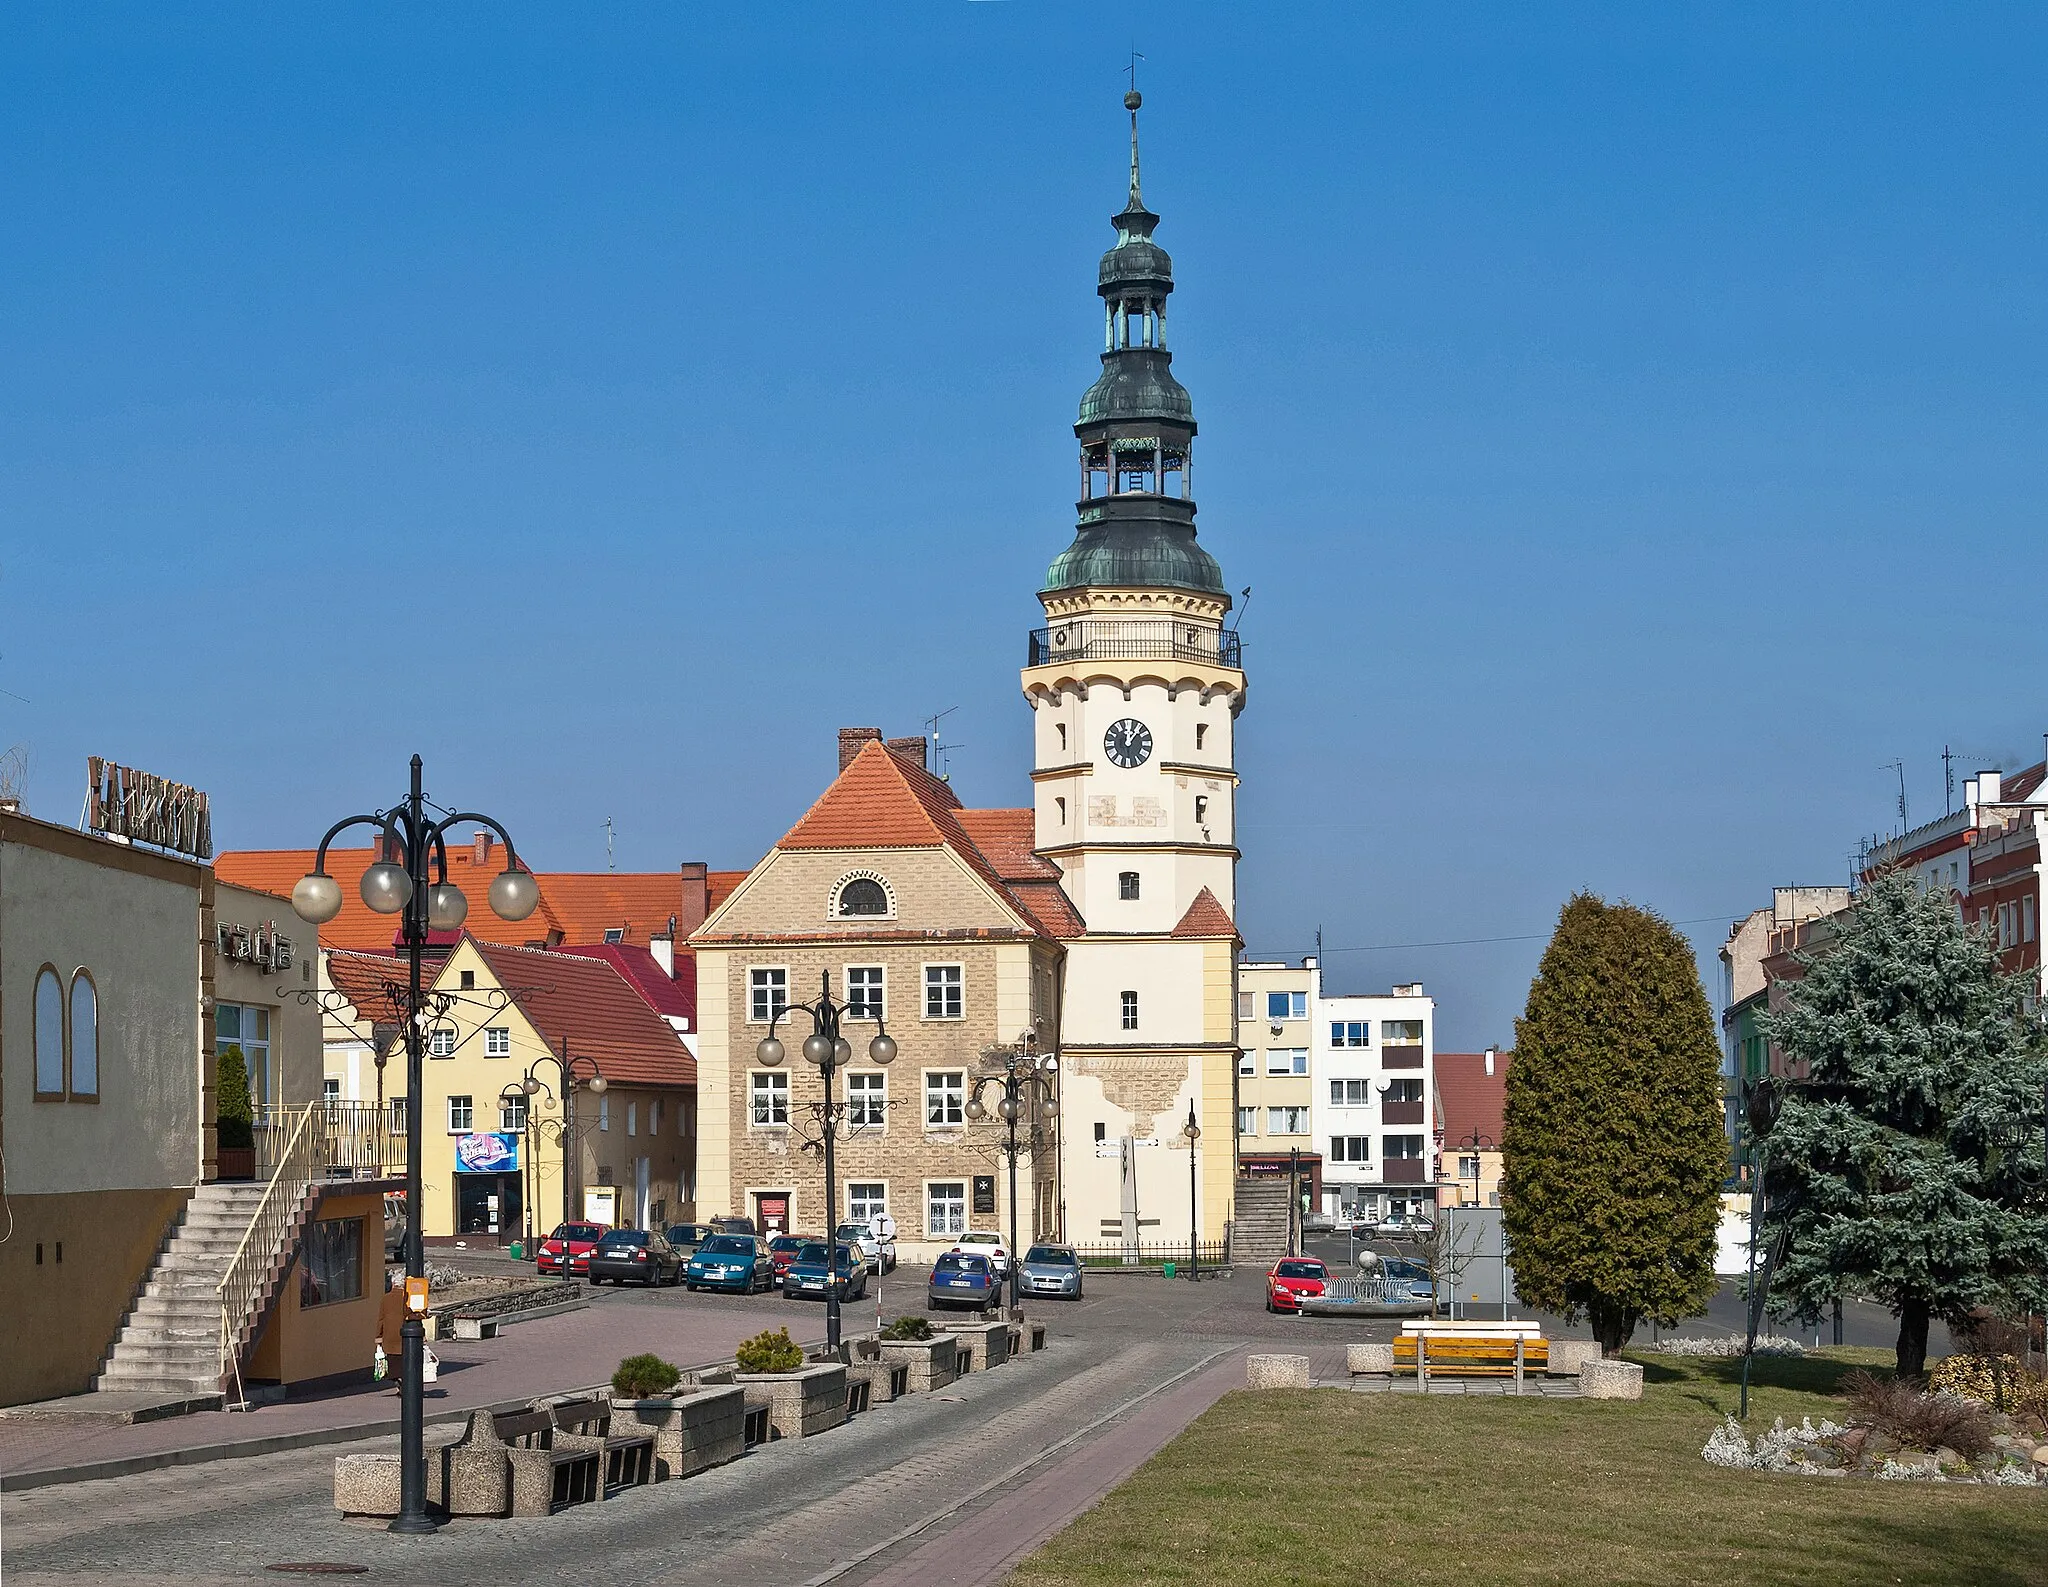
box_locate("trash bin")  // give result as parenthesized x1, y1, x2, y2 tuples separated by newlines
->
(508, 1240, 524, 1260)
(1162, 1261, 1177, 1279)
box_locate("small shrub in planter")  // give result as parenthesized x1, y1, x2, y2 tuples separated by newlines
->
(613, 1353, 682, 1400)
(735, 1327, 805, 1374)
(880, 1316, 933, 1342)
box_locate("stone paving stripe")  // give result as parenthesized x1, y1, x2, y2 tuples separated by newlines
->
(819, 1349, 1242, 1587)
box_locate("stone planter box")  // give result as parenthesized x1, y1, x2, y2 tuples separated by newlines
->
(736, 1362, 848, 1440)
(844, 1357, 908, 1407)
(877, 1335, 959, 1394)
(612, 1386, 747, 1479)
(334, 1452, 403, 1517)
(1547, 1341, 1601, 1378)
(938, 1320, 1010, 1373)
(1579, 1359, 1643, 1401)
(1247, 1354, 1311, 1389)
(1346, 1343, 1395, 1376)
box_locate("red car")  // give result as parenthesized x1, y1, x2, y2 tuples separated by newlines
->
(1265, 1257, 1329, 1314)
(538, 1221, 607, 1278)
(767, 1234, 810, 1282)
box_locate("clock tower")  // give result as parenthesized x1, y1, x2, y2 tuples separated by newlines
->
(1023, 91, 1244, 1251)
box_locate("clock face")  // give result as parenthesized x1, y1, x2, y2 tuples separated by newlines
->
(1103, 718, 1154, 769)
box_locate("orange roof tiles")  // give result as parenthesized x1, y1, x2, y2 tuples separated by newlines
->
(1171, 887, 1238, 940)
(326, 950, 410, 1023)
(469, 939, 695, 1088)
(955, 809, 1062, 881)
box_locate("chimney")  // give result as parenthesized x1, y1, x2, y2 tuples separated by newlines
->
(473, 830, 495, 867)
(839, 727, 883, 772)
(885, 735, 929, 773)
(677, 862, 710, 940)
(1484, 1046, 1496, 1077)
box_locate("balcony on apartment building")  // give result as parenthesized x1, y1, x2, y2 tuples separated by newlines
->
(1380, 1044, 1425, 1069)
(1380, 1100, 1426, 1125)
(1382, 1159, 1429, 1184)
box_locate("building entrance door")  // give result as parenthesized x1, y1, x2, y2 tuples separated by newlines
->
(754, 1192, 791, 1236)
(456, 1172, 522, 1244)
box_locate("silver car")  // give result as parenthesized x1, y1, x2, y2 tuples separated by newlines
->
(1017, 1243, 1084, 1301)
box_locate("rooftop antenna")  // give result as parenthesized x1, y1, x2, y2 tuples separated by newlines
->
(1942, 745, 1955, 816)
(604, 816, 615, 873)
(1883, 759, 1907, 837)
(1227, 586, 1251, 634)
(925, 706, 962, 783)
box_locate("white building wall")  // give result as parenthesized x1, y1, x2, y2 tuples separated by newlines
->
(1310, 986, 1437, 1221)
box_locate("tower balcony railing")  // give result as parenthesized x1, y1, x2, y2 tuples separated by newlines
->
(1027, 621, 1242, 670)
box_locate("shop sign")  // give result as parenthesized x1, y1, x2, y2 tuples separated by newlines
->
(215, 919, 295, 974)
(454, 1132, 518, 1173)
(85, 757, 213, 858)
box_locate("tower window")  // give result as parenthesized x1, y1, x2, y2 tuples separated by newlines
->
(1119, 871, 1140, 901)
(1121, 990, 1139, 1031)
(1055, 796, 1067, 826)
(1057, 723, 1067, 751)
(1194, 796, 1209, 824)
(838, 878, 889, 917)
(1195, 723, 1208, 751)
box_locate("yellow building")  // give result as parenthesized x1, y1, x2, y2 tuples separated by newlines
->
(380, 934, 696, 1245)
(1235, 961, 1320, 1205)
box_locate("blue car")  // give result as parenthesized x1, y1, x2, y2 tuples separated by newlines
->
(782, 1241, 869, 1302)
(685, 1234, 774, 1293)
(927, 1251, 999, 1311)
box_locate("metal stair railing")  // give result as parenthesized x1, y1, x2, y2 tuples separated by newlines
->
(217, 1100, 324, 1403)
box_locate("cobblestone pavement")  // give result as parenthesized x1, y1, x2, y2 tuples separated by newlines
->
(0, 1260, 1614, 1587)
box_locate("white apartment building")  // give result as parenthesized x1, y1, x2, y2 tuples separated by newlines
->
(1312, 979, 1438, 1223)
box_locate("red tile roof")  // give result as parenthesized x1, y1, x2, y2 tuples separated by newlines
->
(325, 950, 410, 1024)
(469, 939, 695, 1088)
(1005, 881, 1086, 939)
(1170, 887, 1238, 940)
(1435, 1051, 1511, 1147)
(554, 942, 694, 1024)
(954, 809, 1062, 881)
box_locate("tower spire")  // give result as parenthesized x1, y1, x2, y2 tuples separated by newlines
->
(1126, 87, 1143, 208)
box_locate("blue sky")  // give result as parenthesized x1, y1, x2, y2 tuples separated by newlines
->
(3, 5, 2043, 1047)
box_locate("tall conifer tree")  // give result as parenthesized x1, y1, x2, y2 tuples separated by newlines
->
(1503, 894, 1727, 1355)
(1760, 869, 2048, 1379)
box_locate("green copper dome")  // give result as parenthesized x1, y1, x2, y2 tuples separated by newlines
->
(1044, 523, 1225, 596)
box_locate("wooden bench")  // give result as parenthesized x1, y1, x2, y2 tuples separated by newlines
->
(1392, 1330, 1547, 1392)
(492, 1410, 602, 1514)
(548, 1398, 656, 1493)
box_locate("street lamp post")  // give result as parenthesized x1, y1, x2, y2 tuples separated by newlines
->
(1738, 1078, 1782, 1420)
(758, 972, 896, 1351)
(287, 754, 540, 1535)
(1185, 1102, 1202, 1284)
(965, 1028, 1060, 1312)
(519, 1043, 607, 1231)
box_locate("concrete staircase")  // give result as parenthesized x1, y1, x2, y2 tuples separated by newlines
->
(95, 1181, 273, 1399)
(1232, 1178, 1296, 1269)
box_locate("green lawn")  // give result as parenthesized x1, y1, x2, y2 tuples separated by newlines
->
(1010, 1349, 2048, 1587)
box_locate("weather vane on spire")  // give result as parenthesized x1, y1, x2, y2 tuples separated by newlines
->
(1124, 48, 1146, 204)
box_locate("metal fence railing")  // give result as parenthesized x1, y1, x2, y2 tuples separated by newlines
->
(253, 1102, 398, 1180)
(219, 1102, 322, 1401)
(1070, 1240, 1230, 1268)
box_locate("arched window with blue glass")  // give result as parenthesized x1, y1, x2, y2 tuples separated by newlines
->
(34, 965, 65, 1097)
(69, 970, 98, 1099)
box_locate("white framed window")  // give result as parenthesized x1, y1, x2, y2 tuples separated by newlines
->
(1330, 1021, 1371, 1048)
(1267, 991, 1306, 1020)
(926, 1181, 966, 1238)
(2027, 896, 2038, 943)
(324, 1077, 342, 1103)
(1265, 1047, 1307, 1075)
(1267, 1106, 1309, 1135)
(833, 872, 895, 919)
(1237, 991, 1255, 1021)
(848, 1182, 887, 1223)
(925, 1071, 965, 1128)
(218, 1003, 273, 1107)
(627, 1102, 638, 1137)
(1238, 1051, 1255, 1076)
(484, 1026, 510, 1057)
(1384, 1134, 1426, 1159)
(500, 1093, 528, 1131)
(1330, 1136, 1370, 1163)
(1459, 1154, 1481, 1179)
(750, 1072, 789, 1127)
(428, 1024, 456, 1059)
(447, 1095, 473, 1133)
(1381, 1020, 1424, 1045)
(1119, 870, 1141, 900)
(1121, 990, 1139, 1030)
(847, 1071, 887, 1128)
(388, 1096, 409, 1136)
(750, 967, 789, 1024)
(1237, 1106, 1257, 1135)
(1384, 1077, 1424, 1104)
(1330, 1078, 1372, 1106)
(924, 964, 964, 1020)
(599, 1095, 610, 1131)
(846, 966, 886, 1021)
